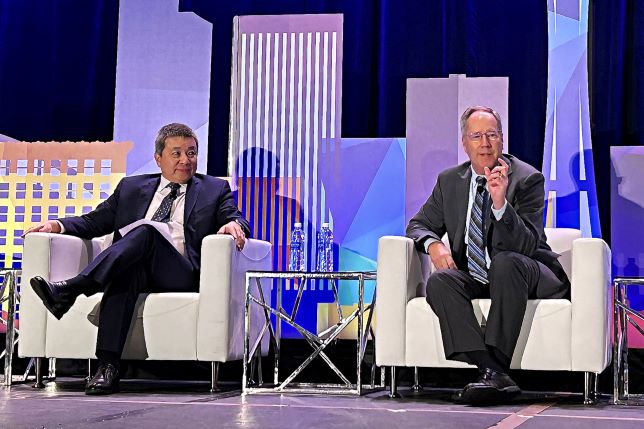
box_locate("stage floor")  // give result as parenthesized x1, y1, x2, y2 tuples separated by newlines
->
(1, 379, 643, 428)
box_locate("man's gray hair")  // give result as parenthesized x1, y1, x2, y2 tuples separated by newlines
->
(154, 123, 199, 155)
(460, 106, 504, 137)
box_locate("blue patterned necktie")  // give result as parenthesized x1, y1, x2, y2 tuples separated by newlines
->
(467, 176, 489, 284)
(151, 183, 181, 223)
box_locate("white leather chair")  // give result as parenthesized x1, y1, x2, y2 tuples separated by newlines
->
(375, 228, 612, 403)
(18, 232, 272, 390)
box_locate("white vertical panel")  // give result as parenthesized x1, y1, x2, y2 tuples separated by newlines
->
(578, 84, 586, 180)
(321, 32, 329, 140)
(272, 33, 279, 164)
(238, 33, 248, 177)
(287, 33, 295, 180)
(263, 33, 271, 177)
(296, 32, 304, 179)
(254, 33, 263, 177)
(330, 32, 337, 139)
(579, 190, 591, 237)
(246, 34, 255, 175)
(279, 33, 287, 178)
(549, 86, 557, 181)
(313, 32, 321, 227)
(321, 32, 330, 225)
(303, 32, 312, 237)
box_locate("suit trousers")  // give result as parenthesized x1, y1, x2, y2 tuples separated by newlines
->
(80, 224, 198, 356)
(425, 251, 567, 365)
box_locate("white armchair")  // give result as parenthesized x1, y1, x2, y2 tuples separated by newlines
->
(375, 228, 612, 403)
(18, 232, 272, 390)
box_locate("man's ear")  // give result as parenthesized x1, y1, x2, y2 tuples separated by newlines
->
(154, 152, 161, 167)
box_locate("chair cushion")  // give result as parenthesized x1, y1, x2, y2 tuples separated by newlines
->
(405, 297, 572, 370)
(45, 293, 200, 360)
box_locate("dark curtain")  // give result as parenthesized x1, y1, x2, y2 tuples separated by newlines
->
(0, 0, 642, 239)
(0, 0, 119, 142)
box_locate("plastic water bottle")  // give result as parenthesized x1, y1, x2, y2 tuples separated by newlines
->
(316, 223, 333, 272)
(289, 223, 306, 271)
(324, 224, 334, 271)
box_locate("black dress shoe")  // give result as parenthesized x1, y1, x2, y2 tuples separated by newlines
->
(30, 276, 79, 319)
(459, 368, 520, 405)
(85, 364, 120, 395)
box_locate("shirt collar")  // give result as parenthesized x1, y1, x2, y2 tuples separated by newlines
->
(469, 166, 485, 188)
(158, 176, 187, 194)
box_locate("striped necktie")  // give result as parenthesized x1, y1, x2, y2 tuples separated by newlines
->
(151, 183, 181, 223)
(467, 176, 489, 284)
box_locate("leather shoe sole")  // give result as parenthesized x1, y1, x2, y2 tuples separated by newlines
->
(30, 277, 67, 320)
(460, 384, 520, 405)
(85, 380, 120, 395)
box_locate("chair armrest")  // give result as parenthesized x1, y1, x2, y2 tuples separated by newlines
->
(196, 236, 272, 362)
(570, 237, 612, 372)
(18, 233, 93, 358)
(375, 236, 429, 367)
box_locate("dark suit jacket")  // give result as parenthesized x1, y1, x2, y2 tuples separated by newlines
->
(59, 173, 250, 272)
(406, 154, 569, 288)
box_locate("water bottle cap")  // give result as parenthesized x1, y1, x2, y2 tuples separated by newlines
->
(294, 223, 302, 227)
(322, 222, 329, 227)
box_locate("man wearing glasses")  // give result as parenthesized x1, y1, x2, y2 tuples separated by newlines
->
(406, 106, 570, 404)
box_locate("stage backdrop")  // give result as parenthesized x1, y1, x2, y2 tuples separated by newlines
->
(0, 141, 131, 330)
(542, 0, 600, 238)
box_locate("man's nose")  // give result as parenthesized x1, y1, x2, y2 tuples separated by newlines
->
(179, 153, 191, 163)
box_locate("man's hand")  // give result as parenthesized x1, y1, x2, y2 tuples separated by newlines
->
(22, 220, 61, 237)
(484, 157, 509, 209)
(428, 241, 457, 270)
(217, 220, 247, 251)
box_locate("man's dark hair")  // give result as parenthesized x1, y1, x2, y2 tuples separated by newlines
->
(154, 123, 199, 155)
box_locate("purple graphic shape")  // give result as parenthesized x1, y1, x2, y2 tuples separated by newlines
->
(405, 76, 508, 223)
(113, 0, 212, 175)
(319, 137, 392, 245)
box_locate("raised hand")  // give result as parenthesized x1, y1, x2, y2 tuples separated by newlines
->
(484, 158, 509, 209)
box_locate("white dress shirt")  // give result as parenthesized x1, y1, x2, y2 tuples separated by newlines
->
(144, 176, 188, 257)
(57, 177, 188, 256)
(424, 167, 507, 269)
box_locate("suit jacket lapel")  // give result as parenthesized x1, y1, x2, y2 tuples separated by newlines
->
(184, 176, 201, 221)
(137, 177, 160, 220)
(454, 164, 471, 249)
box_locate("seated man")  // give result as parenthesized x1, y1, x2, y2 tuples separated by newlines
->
(24, 123, 250, 395)
(406, 106, 570, 404)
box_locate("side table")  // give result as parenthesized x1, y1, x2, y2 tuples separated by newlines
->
(613, 277, 644, 405)
(243, 270, 384, 395)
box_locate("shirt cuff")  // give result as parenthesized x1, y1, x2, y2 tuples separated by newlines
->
(491, 200, 508, 220)
(56, 220, 65, 233)
(423, 237, 441, 254)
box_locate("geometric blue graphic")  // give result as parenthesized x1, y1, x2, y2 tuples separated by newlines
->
(542, 0, 601, 238)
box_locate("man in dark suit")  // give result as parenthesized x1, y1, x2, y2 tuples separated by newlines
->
(24, 123, 250, 395)
(407, 106, 569, 404)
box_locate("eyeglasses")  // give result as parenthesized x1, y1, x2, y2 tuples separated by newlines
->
(467, 131, 502, 142)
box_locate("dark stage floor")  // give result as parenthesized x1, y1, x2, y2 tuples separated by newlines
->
(1, 378, 644, 429)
